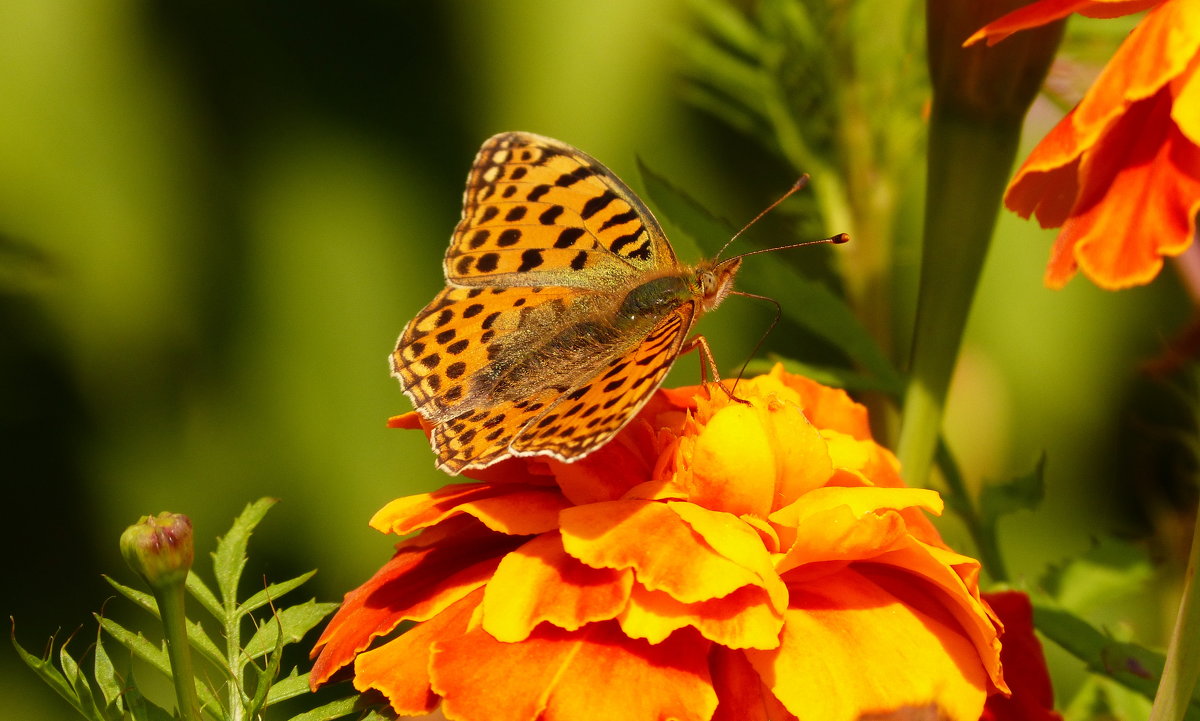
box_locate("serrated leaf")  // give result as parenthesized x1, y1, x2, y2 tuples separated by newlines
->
(213, 498, 278, 606)
(243, 601, 340, 660)
(102, 576, 228, 673)
(12, 634, 108, 721)
(93, 632, 122, 709)
(265, 669, 312, 704)
(245, 619, 286, 720)
(186, 573, 223, 619)
(979, 455, 1046, 526)
(97, 617, 225, 714)
(1033, 599, 1200, 720)
(237, 570, 318, 616)
(286, 696, 384, 721)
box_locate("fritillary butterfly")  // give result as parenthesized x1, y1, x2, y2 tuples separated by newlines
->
(393, 132, 841, 474)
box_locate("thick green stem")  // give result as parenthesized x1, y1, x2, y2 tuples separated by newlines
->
(154, 582, 202, 721)
(897, 112, 1021, 487)
(1148, 508, 1200, 721)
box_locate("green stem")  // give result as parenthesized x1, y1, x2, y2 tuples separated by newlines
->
(936, 440, 1009, 581)
(154, 582, 202, 721)
(1147, 507, 1200, 721)
(896, 110, 1021, 488)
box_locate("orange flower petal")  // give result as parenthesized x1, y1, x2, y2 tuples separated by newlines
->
(560, 500, 764, 603)
(619, 583, 782, 648)
(310, 524, 519, 686)
(432, 622, 718, 721)
(748, 569, 989, 721)
(1047, 91, 1200, 289)
(774, 366, 872, 440)
(966, 0, 1161, 46)
(711, 647, 798, 721)
(353, 589, 481, 715)
(482, 532, 632, 642)
(1175, 62, 1200, 146)
(370, 482, 569, 536)
(670, 501, 789, 611)
(868, 543, 1006, 692)
(551, 423, 657, 505)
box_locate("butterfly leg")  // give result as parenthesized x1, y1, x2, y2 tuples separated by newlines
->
(681, 335, 751, 405)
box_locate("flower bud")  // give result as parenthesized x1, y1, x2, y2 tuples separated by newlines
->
(120, 512, 194, 588)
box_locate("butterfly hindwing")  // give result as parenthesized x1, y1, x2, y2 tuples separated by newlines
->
(445, 132, 678, 287)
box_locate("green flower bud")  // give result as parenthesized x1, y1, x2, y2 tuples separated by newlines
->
(120, 512, 194, 588)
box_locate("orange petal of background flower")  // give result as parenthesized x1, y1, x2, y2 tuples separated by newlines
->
(309, 524, 520, 687)
(354, 589, 481, 715)
(618, 581, 782, 648)
(1174, 60, 1200, 145)
(1047, 92, 1200, 289)
(432, 621, 717, 721)
(748, 569, 989, 721)
(966, 0, 1161, 46)
(1071, 0, 1199, 146)
(1006, 110, 1085, 228)
(560, 500, 764, 603)
(370, 482, 569, 536)
(711, 647, 798, 721)
(483, 532, 633, 642)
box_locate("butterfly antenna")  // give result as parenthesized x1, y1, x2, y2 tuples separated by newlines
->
(714, 174, 811, 261)
(727, 290, 784, 397)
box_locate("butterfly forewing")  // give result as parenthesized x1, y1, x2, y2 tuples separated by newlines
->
(445, 132, 677, 287)
(393, 132, 739, 474)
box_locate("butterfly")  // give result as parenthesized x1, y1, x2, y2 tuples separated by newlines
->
(392, 132, 843, 474)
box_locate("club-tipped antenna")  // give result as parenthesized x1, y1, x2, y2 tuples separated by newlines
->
(715, 174, 812, 261)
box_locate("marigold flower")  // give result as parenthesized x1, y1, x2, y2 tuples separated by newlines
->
(311, 366, 1006, 721)
(968, 0, 1200, 289)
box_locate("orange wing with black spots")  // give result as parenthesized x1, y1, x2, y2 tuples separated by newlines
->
(393, 132, 748, 475)
(444, 132, 678, 287)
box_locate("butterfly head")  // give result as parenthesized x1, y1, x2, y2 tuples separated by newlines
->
(694, 257, 742, 313)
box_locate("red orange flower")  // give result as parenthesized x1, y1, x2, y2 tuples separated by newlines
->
(968, 0, 1200, 289)
(980, 591, 1062, 721)
(310, 367, 1006, 721)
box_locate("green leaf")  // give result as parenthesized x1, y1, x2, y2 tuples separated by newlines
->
(102, 575, 228, 673)
(93, 633, 122, 710)
(243, 600, 340, 660)
(688, 0, 763, 58)
(978, 455, 1047, 527)
(245, 618, 287, 720)
(125, 685, 176, 721)
(1033, 599, 1200, 720)
(266, 669, 313, 704)
(237, 570, 318, 616)
(213, 498, 278, 606)
(286, 696, 385, 721)
(97, 617, 224, 713)
(12, 633, 108, 721)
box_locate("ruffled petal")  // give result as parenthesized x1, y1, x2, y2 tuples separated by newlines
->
(618, 583, 782, 648)
(560, 500, 763, 603)
(482, 532, 632, 641)
(432, 622, 718, 721)
(747, 569, 989, 721)
(371, 482, 570, 536)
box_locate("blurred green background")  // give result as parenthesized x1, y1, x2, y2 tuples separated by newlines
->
(1, 1, 1190, 718)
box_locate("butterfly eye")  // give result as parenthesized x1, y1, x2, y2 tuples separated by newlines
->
(697, 271, 716, 296)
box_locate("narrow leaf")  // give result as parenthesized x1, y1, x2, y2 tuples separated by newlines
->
(12, 634, 106, 721)
(243, 600, 340, 660)
(186, 573, 223, 619)
(979, 455, 1047, 526)
(102, 576, 228, 672)
(286, 696, 383, 721)
(237, 570, 318, 616)
(93, 633, 123, 709)
(1033, 600, 1200, 720)
(213, 498, 278, 606)
(265, 669, 311, 704)
(97, 617, 224, 713)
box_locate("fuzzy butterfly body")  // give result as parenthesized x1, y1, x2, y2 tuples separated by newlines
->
(393, 132, 742, 474)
